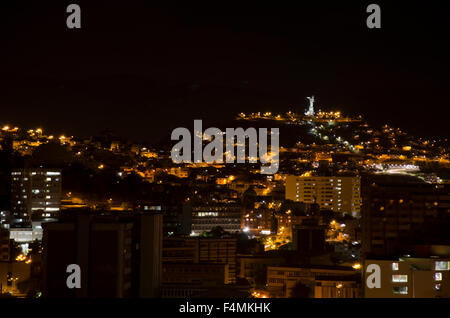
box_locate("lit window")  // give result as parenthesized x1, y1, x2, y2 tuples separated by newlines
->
(45, 207, 59, 212)
(392, 262, 399, 271)
(435, 261, 450, 271)
(46, 172, 60, 176)
(435, 284, 441, 291)
(435, 272, 442, 281)
(392, 275, 408, 282)
(392, 286, 408, 295)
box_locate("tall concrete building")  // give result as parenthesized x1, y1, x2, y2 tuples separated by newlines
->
(286, 175, 361, 216)
(364, 257, 450, 298)
(11, 168, 61, 225)
(42, 211, 162, 298)
(138, 202, 192, 236)
(361, 183, 450, 258)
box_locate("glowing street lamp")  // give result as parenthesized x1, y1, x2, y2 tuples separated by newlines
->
(352, 263, 361, 270)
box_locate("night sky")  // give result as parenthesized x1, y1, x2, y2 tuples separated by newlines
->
(1, 1, 449, 142)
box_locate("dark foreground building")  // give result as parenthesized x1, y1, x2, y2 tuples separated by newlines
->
(42, 210, 162, 298)
(362, 182, 450, 258)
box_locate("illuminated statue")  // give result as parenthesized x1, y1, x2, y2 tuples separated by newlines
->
(305, 96, 315, 116)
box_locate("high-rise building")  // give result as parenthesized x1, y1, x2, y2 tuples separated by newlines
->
(364, 257, 450, 298)
(11, 169, 61, 225)
(138, 202, 192, 236)
(286, 176, 361, 216)
(42, 211, 162, 298)
(361, 183, 450, 258)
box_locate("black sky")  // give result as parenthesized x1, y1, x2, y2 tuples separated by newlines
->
(1, 1, 449, 142)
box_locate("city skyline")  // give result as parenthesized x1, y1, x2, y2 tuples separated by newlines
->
(1, 1, 449, 303)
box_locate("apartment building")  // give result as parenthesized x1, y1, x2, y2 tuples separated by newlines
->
(286, 175, 361, 216)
